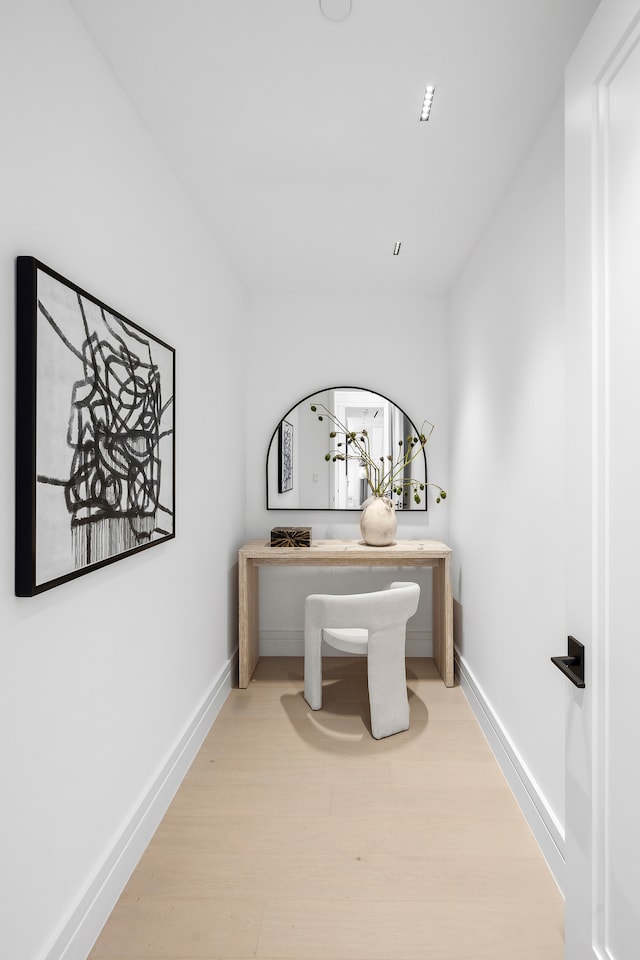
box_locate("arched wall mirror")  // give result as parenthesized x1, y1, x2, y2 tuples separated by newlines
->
(266, 386, 428, 511)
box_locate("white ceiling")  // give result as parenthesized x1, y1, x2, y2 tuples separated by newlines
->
(69, 0, 600, 296)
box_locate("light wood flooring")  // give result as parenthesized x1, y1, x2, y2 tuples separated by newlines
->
(89, 657, 564, 960)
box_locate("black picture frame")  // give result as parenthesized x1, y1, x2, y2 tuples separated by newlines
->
(15, 257, 176, 596)
(278, 419, 293, 493)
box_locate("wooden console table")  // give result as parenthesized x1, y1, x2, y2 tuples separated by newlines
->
(238, 539, 454, 688)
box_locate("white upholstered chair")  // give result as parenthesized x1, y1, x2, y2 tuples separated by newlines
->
(303, 581, 420, 739)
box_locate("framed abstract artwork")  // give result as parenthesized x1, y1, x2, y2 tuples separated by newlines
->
(15, 257, 175, 596)
(278, 419, 293, 493)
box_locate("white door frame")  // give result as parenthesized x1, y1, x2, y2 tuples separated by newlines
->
(565, 1, 640, 956)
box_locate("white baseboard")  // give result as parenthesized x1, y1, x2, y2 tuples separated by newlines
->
(259, 629, 433, 658)
(455, 650, 566, 894)
(44, 654, 237, 960)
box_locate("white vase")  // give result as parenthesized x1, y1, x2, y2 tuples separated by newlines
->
(360, 495, 397, 546)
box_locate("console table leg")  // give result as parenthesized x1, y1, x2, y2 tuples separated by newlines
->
(433, 557, 454, 687)
(239, 558, 259, 687)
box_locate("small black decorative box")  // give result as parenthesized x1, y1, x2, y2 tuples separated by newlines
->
(270, 526, 312, 547)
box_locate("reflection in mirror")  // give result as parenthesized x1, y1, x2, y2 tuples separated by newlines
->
(266, 387, 427, 510)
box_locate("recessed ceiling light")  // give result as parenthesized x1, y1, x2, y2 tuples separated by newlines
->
(393, 242, 402, 256)
(319, 0, 352, 22)
(419, 85, 436, 121)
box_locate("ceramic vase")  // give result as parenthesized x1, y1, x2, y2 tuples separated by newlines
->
(359, 495, 397, 546)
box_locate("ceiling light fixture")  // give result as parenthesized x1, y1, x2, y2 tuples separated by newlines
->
(393, 242, 402, 256)
(319, 0, 352, 22)
(419, 85, 436, 121)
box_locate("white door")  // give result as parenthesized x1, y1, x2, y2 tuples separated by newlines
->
(565, 0, 640, 957)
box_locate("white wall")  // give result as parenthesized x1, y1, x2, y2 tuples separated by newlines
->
(448, 98, 566, 883)
(244, 292, 449, 651)
(0, 2, 247, 958)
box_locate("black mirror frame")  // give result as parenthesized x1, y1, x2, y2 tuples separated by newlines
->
(265, 385, 428, 511)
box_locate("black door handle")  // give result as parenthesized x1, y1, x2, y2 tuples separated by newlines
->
(551, 636, 585, 688)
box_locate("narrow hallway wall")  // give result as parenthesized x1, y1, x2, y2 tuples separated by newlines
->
(0, 2, 247, 957)
(448, 98, 566, 885)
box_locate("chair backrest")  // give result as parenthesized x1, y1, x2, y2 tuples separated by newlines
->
(305, 581, 420, 634)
